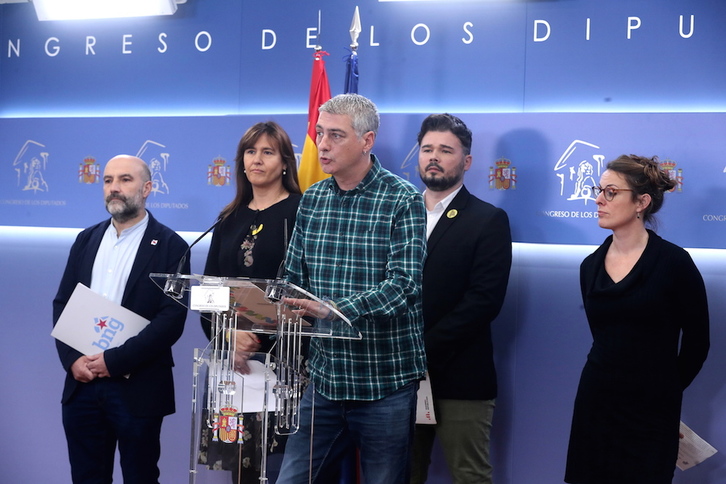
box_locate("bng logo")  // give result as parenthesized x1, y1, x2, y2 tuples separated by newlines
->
(91, 316, 126, 351)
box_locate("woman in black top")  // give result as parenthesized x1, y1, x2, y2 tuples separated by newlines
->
(200, 121, 302, 483)
(202, 121, 301, 347)
(565, 154, 709, 484)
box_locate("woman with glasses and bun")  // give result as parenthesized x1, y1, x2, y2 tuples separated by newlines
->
(565, 154, 710, 484)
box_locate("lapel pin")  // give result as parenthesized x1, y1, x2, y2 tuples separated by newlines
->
(151, 239, 158, 245)
(446, 209, 458, 219)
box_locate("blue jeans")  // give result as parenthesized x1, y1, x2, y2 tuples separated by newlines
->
(62, 378, 164, 484)
(277, 381, 419, 484)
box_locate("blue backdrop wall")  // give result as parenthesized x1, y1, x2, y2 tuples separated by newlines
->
(1, 1, 725, 483)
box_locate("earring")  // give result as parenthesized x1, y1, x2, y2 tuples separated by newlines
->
(243, 169, 246, 173)
(636, 212, 641, 219)
(283, 170, 287, 175)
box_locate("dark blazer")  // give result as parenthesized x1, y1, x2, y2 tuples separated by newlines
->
(52, 211, 189, 417)
(423, 185, 512, 401)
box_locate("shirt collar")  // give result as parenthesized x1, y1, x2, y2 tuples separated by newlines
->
(424, 185, 463, 213)
(328, 154, 381, 195)
(110, 210, 149, 238)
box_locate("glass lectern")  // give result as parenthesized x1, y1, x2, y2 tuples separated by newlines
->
(150, 273, 362, 484)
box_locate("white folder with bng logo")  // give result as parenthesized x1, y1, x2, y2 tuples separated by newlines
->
(52, 283, 150, 355)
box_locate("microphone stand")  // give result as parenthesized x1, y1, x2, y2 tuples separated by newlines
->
(164, 218, 221, 299)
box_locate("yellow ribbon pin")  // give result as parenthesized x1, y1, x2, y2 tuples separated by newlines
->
(252, 224, 264, 236)
(446, 209, 458, 219)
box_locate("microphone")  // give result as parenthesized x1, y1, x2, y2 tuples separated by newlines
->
(164, 217, 221, 299)
(265, 218, 289, 302)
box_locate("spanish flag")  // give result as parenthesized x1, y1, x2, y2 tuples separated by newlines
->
(298, 50, 332, 191)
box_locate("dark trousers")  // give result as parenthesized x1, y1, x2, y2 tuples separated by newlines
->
(62, 378, 164, 484)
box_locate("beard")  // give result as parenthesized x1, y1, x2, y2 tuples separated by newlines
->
(105, 190, 144, 223)
(418, 162, 463, 192)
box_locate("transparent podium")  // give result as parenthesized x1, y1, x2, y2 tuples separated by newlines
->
(150, 273, 362, 484)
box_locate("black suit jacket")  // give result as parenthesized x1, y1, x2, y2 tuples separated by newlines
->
(423, 185, 512, 400)
(52, 212, 189, 417)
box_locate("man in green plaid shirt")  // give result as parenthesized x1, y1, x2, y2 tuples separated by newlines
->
(277, 94, 427, 484)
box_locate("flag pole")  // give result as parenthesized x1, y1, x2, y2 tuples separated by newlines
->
(298, 10, 332, 191)
(344, 6, 361, 94)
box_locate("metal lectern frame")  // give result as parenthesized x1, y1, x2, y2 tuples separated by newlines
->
(150, 273, 361, 484)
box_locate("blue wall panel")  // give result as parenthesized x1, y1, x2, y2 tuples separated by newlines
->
(1, 0, 725, 483)
(2, 1, 726, 115)
(2, 230, 724, 484)
(2, 113, 724, 247)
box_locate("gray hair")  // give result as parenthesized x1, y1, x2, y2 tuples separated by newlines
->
(319, 93, 380, 138)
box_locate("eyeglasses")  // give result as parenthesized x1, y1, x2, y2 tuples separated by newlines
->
(591, 185, 634, 201)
